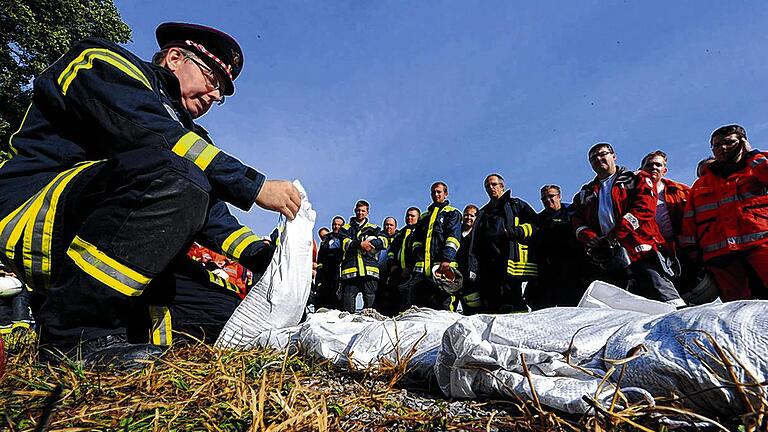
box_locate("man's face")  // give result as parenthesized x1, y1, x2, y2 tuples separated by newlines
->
(484, 176, 505, 200)
(463, 207, 477, 229)
(383, 218, 397, 236)
(711, 133, 746, 163)
(331, 218, 344, 233)
(588, 147, 617, 176)
(540, 188, 562, 212)
(641, 156, 668, 183)
(431, 185, 448, 204)
(354, 205, 369, 222)
(318, 229, 329, 240)
(405, 210, 419, 225)
(167, 48, 224, 118)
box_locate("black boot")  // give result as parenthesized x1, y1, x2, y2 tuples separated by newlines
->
(10, 288, 34, 332)
(41, 334, 164, 370)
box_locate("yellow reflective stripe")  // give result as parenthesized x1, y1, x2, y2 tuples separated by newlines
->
(67, 236, 151, 296)
(357, 254, 365, 277)
(341, 267, 358, 275)
(221, 226, 250, 255)
(232, 235, 258, 260)
(171, 132, 221, 171)
(6, 103, 32, 158)
(150, 305, 172, 346)
(58, 48, 151, 94)
(399, 229, 412, 269)
(424, 207, 440, 277)
(0, 193, 38, 260)
(446, 236, 460, 250)
(379, 235, 389, 249)
(39, 162, 102, 283)
(342, 237, 351, 252)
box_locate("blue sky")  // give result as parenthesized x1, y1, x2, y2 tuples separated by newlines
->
(115, 1, 768, 238)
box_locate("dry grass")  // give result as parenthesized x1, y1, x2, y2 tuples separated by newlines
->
(0, 328, 763, 431)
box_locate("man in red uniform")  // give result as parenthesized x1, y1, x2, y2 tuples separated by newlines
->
(680, 125, 768, 300)
(572, 143, 684, 306)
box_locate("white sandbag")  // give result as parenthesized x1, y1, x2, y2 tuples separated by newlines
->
(436, 301, 768, 417)
(215, 180, 315, 349)
(578, 280, 676, 314)
(254, 308, 461, 380)
(436, 308, 645, 413)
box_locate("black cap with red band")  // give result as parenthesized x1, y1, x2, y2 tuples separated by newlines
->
(156, 22, 243, 96)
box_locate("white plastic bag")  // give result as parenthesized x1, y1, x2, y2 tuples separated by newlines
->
(215, 180, 315, 349)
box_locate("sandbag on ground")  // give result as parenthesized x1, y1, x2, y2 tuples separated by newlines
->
(436, 300, 768, 417)
(215, 180, 315, 349)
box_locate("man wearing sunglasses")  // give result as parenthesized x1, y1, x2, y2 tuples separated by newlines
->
(680, 125, 768, 301)
(0, 22, 301, 368)
(571, 143, 684, 306)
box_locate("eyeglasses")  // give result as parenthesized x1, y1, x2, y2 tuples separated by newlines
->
(710, 137, 741, 149)
(588, 151, 613, 161)
(183, 54, 225, 106)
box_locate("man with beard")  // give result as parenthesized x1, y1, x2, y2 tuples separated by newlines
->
(468, 174, 538, 313)
(680, 125, 768, 300)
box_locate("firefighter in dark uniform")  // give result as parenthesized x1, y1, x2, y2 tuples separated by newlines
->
(0, 22, 301, 368)
(469, 174, 538, 313)
(386, 206, 420, 313)
(455, 204, 482, 314)
(315, 216, 345, 310)
(409, 182, 462, 310)
(339, 200, 388, 313)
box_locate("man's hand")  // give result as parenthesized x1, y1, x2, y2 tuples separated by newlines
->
(360, 239, 374, 253)
(255, 180, 301, 220)
(585, 236, 602, 249)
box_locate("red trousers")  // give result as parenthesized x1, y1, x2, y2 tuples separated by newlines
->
(706, 242, 768, 301)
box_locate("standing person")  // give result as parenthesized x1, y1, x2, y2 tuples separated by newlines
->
(469, 174, 538, 313)
(0, 22, 302, 367)
(680, 125, 768, 300)
(315, 216, 345, 310)
(571, 143, 684, 306)
(410, 182, 462, 310)
(339, 201, 387, 312)
(455, 204, 482, 314)
(373, 216, 399, 315)
(639, 151, 698, 293)
(527, 185, 588, 309)
(387, 207, 420, 312)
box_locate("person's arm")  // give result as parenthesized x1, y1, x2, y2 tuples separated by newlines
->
(571, 189, 600, 244)
(506, 201, 538, 241)
(611, 172, 658, 243)
(195, 201, 273, 273)
(440, 209, 462, 263)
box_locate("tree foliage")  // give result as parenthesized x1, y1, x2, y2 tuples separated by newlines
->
(0, 0, 131, 150)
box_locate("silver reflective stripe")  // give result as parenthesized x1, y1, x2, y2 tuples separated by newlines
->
(702, 230, 768, 253)
(69, 240, 148, 294)
(224, 229, 253, 256)
(184, 139, 209, 163)
(752, 156, 767, 167)
(683, 210, 695, 218)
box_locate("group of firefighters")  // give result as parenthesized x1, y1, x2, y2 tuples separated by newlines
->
(0, 20, 766, 370)
(313, 127, 768, 316)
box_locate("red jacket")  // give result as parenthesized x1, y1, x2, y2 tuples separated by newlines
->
(680, 150, 768, 262)
(572, 167, 664, 262)
(658, 178, 690, 240)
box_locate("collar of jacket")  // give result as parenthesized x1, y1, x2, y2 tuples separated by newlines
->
(428, 200, 450, 212)
(660, 177, 688, 192)
(708, 149, 760, 177)
(350, 218, 368, 228)
(150, 63, 196, 127)
(483, 189, 512, 210)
